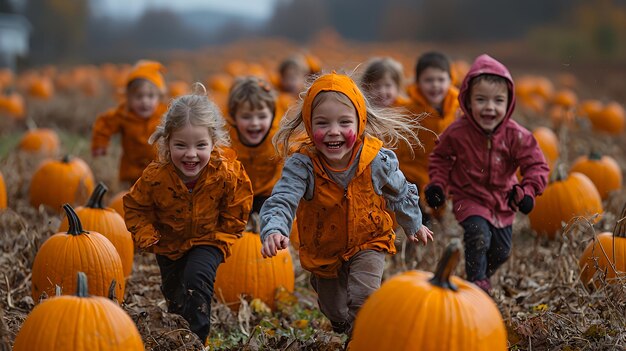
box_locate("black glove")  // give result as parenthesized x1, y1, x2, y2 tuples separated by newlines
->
(424, 185, 445, 209)
(518, 195, 534, 214)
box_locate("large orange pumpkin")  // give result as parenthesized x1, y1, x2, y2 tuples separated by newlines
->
(59, 182, 134, 277)
(570, 152, 622, 200)
(579, 203, 626, 289)
(15, 272, 143, 350)
(214, 216, 294, 311)
(529, 167, 603, 239)
(29, 155, 95, 212)
(588, 101, 625, 135)
(18, 128, 60, 156)
(0, 171, 6, 209)
(532, 127, 559, 170)
(31, 204, 125, 303)
(351, 240, 507, 351)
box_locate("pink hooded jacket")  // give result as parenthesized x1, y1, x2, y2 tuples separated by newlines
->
(428, 54, 549, 228)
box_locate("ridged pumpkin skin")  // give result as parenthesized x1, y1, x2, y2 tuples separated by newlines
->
(351, 241, 507, 351)
(579, 204, 626, 288)
(532, 127, 559, 170)
(214, 231, 294, 310)
(32, 204, 125, 303)
(59, 183, 134, 277)
(18, 128, 60, 156)
(29, 155, 95, 212)
(529, 171, 603, 239)
(570, 152, 622, 200)
(15, 272, 143, 351)
(0, 171, 6, 209)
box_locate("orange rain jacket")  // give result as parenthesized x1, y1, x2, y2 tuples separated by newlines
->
(395, 84, 459, 189)
(296, 137, 395, 278)
(91, 102, 168, 183)
(123, 148, 253, 260)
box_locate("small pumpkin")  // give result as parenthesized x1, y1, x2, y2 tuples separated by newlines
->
(588, 101, 625, 135)
(577, 99, 603, 119)
(214, 214, 294, 311)
(570, 151, 622, 200)
(29, 155, 95, 212)
(168, 80, 191, 98)
(0, 171, 6, 209)
(32, 204, 125, 303)
(579, 203, 626, 288)
(529, 166, 603, 239)
(351, 240, 507, 351)
(532, 127, 559, 170)
(27, 76, 55, 100)
(59, 182, 134, 277)
(0, 92, 25, 119)
(18, 128, 60, 156)
(15, 272, 143, 350)
(551, 89, 578, 108)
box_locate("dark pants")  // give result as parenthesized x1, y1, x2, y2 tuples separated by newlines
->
(461, 216, 512, 282)
(252, 195, 269, 215)
(156, 245, 223, 343)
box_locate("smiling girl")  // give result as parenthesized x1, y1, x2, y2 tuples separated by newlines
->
(123, 85, 253, 345)
(259, 72, 433, 340)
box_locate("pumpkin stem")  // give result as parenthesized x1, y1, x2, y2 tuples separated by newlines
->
(62, 203, 86, 236)
(550, 163, 567, 183)
(86, 182, 108, 209)
(108, 280, 117, 302)
(76, 272, 89, 297)
(613, 203, 626, 239)
(588, 151, 602, 161)
(429, 239, 461, 291)
(62, 154, 71, 163)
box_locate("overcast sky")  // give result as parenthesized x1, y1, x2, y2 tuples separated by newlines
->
(93, 0, 278, 19)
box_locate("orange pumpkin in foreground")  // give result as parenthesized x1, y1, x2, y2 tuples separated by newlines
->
(59, 182, 134, 277)
(214, 215, 294, 311)
(31, 204, 125, 303)
(29, 155, 95, 212)
(570, 152, 622, 200)
(351, 240, 507, 351)
(15, 272, 143, 350)
(579, 203, 626, 289)
(529, 167, 603, 239)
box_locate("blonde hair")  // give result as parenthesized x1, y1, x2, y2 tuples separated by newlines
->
(360, 57, 405, 92)
(149, 83, 230, 162)
(273, 73, 427, 158)
(227, 76, 276, 118)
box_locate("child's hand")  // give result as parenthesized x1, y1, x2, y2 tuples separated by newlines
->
(508, 185, 534, 214)
(408, 225, 434, 246)
(261, 233, 289, 258)
(424, 185, 445, 209)
(92, 147, 106, 157)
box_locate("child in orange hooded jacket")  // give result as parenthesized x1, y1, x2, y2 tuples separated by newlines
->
(227, 76, 285, 213)
(395, 52, 460, 224)
(123, 87, 253, 344)
(91, 60, 169, 186)
(260, 72, 433, 337)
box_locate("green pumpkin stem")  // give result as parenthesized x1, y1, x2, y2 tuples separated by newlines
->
(76, 272, 89, 297)
(62, 203, 86, 236)
(429, 239, 461, 291)
(588, 151, 602, 161)
(551, 163, 568, 183)
(614, 203, 626, 239)
(61, 154, 71, 163)
(86, 182, 108, 209)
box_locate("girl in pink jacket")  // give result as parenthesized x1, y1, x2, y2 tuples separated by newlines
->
(424, 54, 549, 294)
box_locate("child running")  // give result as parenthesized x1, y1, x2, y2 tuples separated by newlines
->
(259, 72, 433, 338)
(123, 85, 253, 344)
(424, 54, 549, 294)
(360, 56, 408, 108)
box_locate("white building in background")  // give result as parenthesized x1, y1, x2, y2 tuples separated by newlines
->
(0, 13, 31, 71)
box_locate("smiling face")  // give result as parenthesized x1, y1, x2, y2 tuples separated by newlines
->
(468, 79, 509, 133)
(234, 101, 273, 146)
(416, 66, 451, 108)
(168, 123, 214, 182)
(369, 73, 400, 107)
(311, 93, 359, 169)
(127, 81, 160, 118)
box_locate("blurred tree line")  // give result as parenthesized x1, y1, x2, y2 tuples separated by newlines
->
(2, 0, 625, 64)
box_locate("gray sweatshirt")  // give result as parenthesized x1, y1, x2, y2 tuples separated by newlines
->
(260, 146, 423, 242)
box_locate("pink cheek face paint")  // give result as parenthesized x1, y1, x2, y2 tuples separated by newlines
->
(344, 130, 356, 149)
(313, 130, 326, 146)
